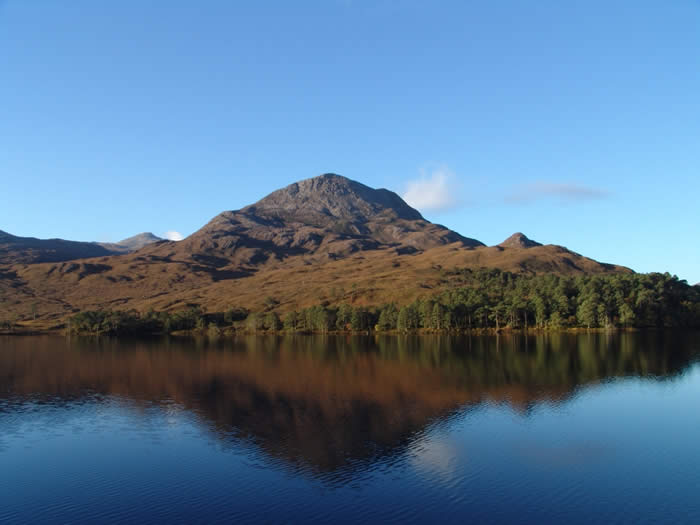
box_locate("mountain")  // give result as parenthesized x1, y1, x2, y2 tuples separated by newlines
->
(0, 230, 163, 264)
(498, 232, 542, 249)
(247, 173, 425, 223)
(153, 174, 483, 268)
(0, 229, 116, 264)
(99, 232, 164, 253)
(0, 174, 630, 323)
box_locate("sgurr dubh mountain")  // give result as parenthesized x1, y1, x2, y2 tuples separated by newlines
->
(0, 174, 628, 322)
(167, 174, 482, 267)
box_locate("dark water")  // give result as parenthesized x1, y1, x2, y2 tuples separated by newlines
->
(1, 333, 699, 524)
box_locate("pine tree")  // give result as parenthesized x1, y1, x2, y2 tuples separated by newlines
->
(283, 311, 299, 331)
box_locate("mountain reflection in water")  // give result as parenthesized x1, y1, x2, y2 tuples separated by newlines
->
(1, 333, 697, 476)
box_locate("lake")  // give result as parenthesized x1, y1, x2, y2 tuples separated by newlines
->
(1, 333, 699, 523)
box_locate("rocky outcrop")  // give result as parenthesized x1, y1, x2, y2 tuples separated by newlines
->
(498, 232, 542, 249)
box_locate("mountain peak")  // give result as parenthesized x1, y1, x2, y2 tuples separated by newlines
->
(115, 232, 164, 251)
(499, 232, 542, 249)
(243, 173, 424, 223)
(118, 232, 159, 242)
(182, 174, 483, 262)
(97, 232, 164, 254)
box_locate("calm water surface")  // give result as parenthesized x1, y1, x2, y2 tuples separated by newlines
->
(1, 333, 699, 524)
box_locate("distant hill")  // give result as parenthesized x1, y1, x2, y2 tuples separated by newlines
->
(0, 174, 630, 322)
(0, 230, 162, 264)
(0, 230, 115, 264)
(99, 232, 164, 253)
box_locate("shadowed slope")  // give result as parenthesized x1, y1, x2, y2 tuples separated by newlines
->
(0, 229, 116, 264)
(0, 230, 164, 264)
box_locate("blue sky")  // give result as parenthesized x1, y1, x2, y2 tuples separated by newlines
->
(1, 1, 698, 282)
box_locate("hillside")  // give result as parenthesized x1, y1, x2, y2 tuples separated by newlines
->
(0, 230, 116, 264)
(0, 174, 630, 324)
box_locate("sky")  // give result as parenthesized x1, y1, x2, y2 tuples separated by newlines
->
(1, 0, 698, 282)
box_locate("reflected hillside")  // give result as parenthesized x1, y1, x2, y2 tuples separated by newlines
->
(0, 333, 698, 473)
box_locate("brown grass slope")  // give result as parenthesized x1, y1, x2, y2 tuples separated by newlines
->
(0, 174, 629, 323)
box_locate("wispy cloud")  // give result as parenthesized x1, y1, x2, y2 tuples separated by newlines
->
(506, 182, 608, 204)
(164, 230, 184, 241)
(402, 167, 459, 212)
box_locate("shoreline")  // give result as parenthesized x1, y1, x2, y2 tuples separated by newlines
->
(3, 326, 679, 338)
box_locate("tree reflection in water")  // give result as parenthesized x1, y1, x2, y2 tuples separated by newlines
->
(0, 332, 697, 475)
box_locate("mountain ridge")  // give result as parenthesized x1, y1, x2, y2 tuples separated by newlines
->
(0, 230, 163, 264)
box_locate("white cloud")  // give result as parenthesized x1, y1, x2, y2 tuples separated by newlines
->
(402, 168, 459, 212)
(164, 230, 184, 241)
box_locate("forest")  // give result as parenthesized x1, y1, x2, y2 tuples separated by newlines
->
(64, 270, 700, 335)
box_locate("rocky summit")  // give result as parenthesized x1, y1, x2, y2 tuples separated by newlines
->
(498, 232, 543, 249)
(245, 173, 425, 223)
(99, 232, 164, 253)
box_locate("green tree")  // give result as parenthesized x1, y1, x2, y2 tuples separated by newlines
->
(350, 307, 368, 331)
(397, 304, 419, 331)
(283, 310, 299, 331)
(532, 294, 547, 328)
(577, 292, 600, 329)
(264, 311, 281, 331)
(336, 304, 353, 330)
(619, 302, 635, 327)
(377, 303, 399, 330)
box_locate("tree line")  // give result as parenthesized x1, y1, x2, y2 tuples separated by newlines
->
(66, 270, 700, 335)
(67, 305, 248, 336)
(274, 270, 700, 332)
